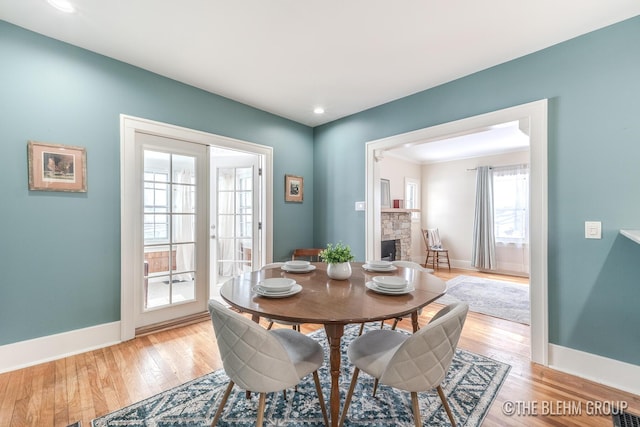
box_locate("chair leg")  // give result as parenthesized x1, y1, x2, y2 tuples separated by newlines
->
(372, 378, 379, 397)
(255, 392, 267, 427)
(266, 321, 274, 330)
(338, 367, 360, 427)
(358, 323, 365, 336)
(437, 385, 456, 426)
(410, 391, 421, 427)
(391, 318, 400, 330)
(211, 381, 235, 426)
(312, 371, 330, 427)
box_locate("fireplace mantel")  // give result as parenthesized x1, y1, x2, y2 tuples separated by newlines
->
(381, 208, 420, 213)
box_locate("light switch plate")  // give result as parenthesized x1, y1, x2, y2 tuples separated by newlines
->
(585, 221, 602, 239)
(355, 201, 365, 211)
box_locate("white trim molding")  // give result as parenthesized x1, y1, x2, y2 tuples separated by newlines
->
(0, 322, 121, 374)
(548, 344, 640, 396)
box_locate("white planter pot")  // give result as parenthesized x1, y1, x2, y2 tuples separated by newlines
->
(327, 262, 352, 280)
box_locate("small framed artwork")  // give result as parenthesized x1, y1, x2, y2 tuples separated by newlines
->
(380, 178, 391, 208)
(285, 174, 303, 202)
(27, 141, 87, 192)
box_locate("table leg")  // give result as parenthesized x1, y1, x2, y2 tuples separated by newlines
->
(324, 323, 344, 427)
(411, 311, 419, 333)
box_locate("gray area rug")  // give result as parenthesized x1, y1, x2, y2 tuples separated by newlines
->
(439, 275, 530, 325)
(92, 324, 510, 426)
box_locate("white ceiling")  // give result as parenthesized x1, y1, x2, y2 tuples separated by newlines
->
(1, 1, 639, 127)
(387, 120, 530, 164)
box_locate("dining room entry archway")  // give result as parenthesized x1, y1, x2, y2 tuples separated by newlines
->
(364, 99, 549, 365)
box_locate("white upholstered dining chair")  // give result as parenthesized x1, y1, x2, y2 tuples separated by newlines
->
(208, 300, 328, 427)
(378, 260, 434, 330)
(339, 302, 469, 427)
(260, 262, 303, 331)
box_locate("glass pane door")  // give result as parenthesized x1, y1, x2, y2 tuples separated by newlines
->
(216, 166, 254, 278)
(143, 151, 197, 309)
(135, 134, 207, 329)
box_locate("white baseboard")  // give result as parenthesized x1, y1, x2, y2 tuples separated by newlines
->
(0, 322, 122, 374)
(548, 343, 640, 395)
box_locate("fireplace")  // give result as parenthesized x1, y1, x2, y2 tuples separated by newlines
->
(381, 239, 399, 261)
(381, 210, 412, 260)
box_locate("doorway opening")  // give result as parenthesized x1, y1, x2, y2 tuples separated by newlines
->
(364, 99, 548, 365)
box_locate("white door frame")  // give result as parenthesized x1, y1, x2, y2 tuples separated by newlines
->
(365, 99, 549, 365)
(120, 115, 273, 341)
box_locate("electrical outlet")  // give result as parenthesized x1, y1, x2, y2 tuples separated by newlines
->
(355, 201, 365, 211)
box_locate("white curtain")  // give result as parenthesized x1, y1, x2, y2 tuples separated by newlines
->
(218, 170, 236, 276)
(174, 170, 194, 282)
(492, 164, 530, 274)
(472, 166, 496, 270)
(492, 164, 529, 246)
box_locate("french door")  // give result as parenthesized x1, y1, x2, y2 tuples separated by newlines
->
(121, 115, 274, 340)
(210, 153, 261, 301)
(135, 133, 208, 329)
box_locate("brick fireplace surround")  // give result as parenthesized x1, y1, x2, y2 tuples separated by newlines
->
(381, 210, 412, 260)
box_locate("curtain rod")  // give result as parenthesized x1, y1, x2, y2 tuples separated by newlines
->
(466, 163, 528, 171)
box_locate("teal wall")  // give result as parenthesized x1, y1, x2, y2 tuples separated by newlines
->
(314, 16, 640, 365)
(2, 16, 640, 368)
(0, 21, 314, 345)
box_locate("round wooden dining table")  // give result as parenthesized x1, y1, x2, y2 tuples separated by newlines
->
(219, 262, 447, 426)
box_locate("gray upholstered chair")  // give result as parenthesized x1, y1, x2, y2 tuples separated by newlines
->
(380, 260, 434, 330)
(339, 302, 469, 427)
(260, 263, 302, 331)
(358, 260, 435, 335)
(208, 300, 328, 427)
(391, 259, 434, 273)
(261, 262, 285, 269)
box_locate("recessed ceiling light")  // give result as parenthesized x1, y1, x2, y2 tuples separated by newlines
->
(313, 107, 325, 115)
(47, 0, 76, 13)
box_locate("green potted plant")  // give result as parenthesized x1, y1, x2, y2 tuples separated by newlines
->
(320, 242, 355, 280)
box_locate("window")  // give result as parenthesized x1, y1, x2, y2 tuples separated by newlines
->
(493, 165, 529, 244)
(144, 171, 169, 241)
(405, 177, 420, 221)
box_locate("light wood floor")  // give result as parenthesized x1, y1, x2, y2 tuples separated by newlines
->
(1, 268, 638, 426)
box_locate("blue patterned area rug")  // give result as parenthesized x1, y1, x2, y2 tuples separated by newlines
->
(92, 324, 510, 426)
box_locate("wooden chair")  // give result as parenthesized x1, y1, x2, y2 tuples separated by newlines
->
(291, 248, 323, 262)
(422, 228, 451, 271)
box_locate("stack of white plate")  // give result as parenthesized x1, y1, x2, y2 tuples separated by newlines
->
(281, 260, 317, 273)
(363, 260, 397, 272)
(366, 276, 414, 295)
(254, 278, 302, 298)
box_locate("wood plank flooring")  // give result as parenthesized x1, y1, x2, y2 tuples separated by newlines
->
(1, 268, 638, 426)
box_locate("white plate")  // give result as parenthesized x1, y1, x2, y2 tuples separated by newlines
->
(281, 264, 317, 273)
(258, 277, 296, 292)
(253, 283, 302, 298)
(365, 281, 414, 295)
(363, 264, 398, 272)
(372, 276, 408, 289)
(284, 260, 311, 269)
(366, 260, 393, 268)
